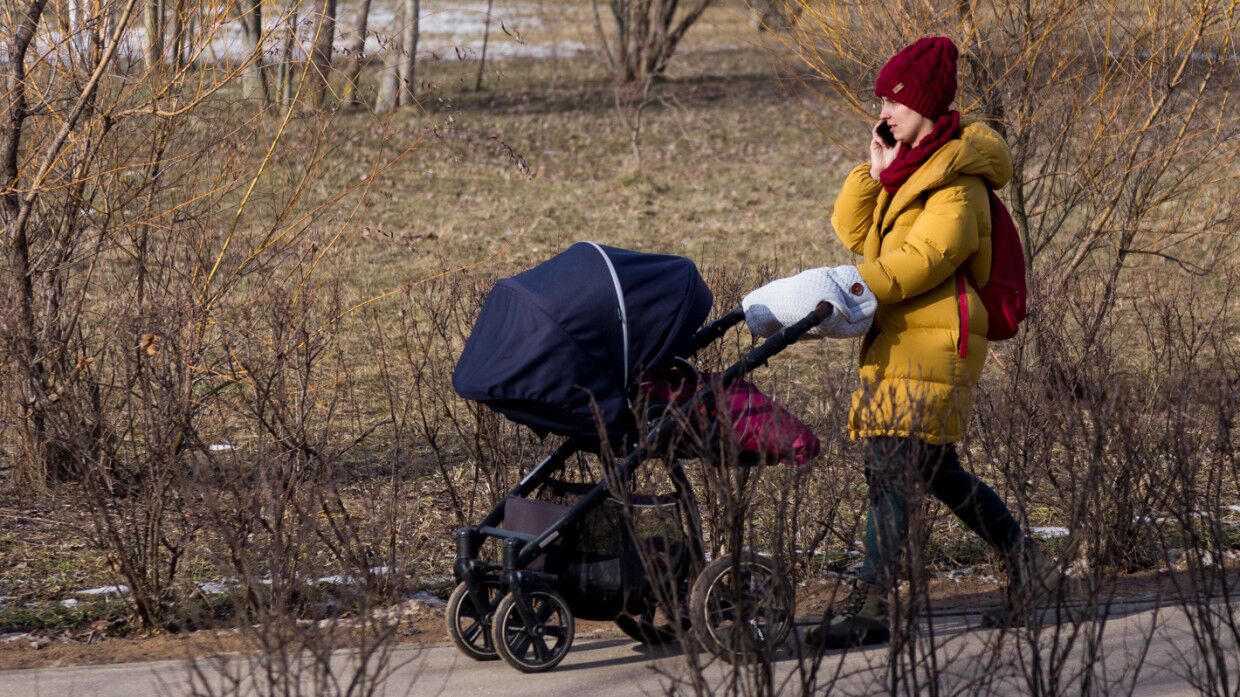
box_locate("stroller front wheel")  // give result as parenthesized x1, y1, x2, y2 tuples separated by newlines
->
(689, 552, 795, 662)
(492, 589, 575, 672)
(446, 580, 503, 661)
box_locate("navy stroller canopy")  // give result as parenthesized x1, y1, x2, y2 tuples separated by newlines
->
(453, 242, 713, 441)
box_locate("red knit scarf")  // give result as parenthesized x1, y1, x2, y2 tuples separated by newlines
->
(879, 111, 962, 194)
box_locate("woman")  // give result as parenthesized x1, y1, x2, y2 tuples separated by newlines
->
(743, 36, 1059, 649)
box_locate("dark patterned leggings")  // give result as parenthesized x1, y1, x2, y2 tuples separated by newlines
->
(857, 436, 1023, 586)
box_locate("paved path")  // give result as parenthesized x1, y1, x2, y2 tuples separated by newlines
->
(1, 600, 1234, 697)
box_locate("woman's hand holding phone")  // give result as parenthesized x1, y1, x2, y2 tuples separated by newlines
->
(869, 121, 900, 180)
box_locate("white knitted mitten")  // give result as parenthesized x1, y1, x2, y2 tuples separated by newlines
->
(741, 266, 877, 340)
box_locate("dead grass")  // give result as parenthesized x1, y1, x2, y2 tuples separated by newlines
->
(0, 492, 114, 603)
(317, 47, 859, 295)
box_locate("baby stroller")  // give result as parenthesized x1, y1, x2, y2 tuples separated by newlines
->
(448, 242, 831, 672)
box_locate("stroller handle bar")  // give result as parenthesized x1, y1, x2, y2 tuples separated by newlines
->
(718, 301, 833, 383)
(685, 307, 746, 356)
(686, 301, 833, 358)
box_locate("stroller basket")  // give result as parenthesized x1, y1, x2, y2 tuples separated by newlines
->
(502, 483, 688, 621)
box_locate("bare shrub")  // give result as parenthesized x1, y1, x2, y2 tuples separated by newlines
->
(646, 272, 1236, 696)
(0, 0, 428, 673)
(182, 287, 414, 697)
(390, 273, 546, 527)
(593, 0, 718, 83)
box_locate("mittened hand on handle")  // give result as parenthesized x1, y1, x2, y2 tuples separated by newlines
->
(741, 266, 877, 340)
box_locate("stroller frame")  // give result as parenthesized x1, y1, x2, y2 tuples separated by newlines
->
(449, 302, 832, 672)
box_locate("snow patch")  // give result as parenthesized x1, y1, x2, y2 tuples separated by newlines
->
(73, 584, 131, 597)
(316, 566, 391, 586)
(1029, 526, 1070, 539)
(408, 590, 446, 608)
(6, 2, 579, 67)
(946, 566, 975, 582)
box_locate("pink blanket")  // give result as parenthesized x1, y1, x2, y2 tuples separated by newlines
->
(642, 372, 820, 465)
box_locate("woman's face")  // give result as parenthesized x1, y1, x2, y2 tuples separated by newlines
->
(879, 98, 932, 146)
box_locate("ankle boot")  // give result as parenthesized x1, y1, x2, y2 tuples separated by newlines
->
(806, 580, 890, 649)
(981, 540, 1063, 628)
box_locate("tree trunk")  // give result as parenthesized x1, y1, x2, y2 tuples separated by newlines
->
(397, 0, 418, 105)
(308, 0, 337, 106)
(68, 0, 88, 55)
(342, 0, 372, 106)
(236, 0, 268, 103)
(374, 2, 402, 112)
(607, 0, 712, 83)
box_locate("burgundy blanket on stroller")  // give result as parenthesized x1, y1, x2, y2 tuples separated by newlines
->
(643, 371, 820, 465)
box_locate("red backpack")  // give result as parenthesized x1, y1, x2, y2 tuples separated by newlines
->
(956, 191, 1028, 357)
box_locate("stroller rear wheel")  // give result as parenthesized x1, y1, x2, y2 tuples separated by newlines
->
(446, 580, 503, 661)
(492, 589, 575, 672)
(689, 552, 795, 662)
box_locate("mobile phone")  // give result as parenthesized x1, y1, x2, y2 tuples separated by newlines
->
(876, 121, 897, 147)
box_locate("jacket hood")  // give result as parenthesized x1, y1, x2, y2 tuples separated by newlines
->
(932, 119, 1013, 190)
(878, 118, 1014, 242)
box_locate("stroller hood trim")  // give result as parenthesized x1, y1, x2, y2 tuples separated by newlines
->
(585, 241, 630, 387)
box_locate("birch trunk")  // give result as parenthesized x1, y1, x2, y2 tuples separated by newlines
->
(374, 2, 402, 112)
(69, 0, 88, 55)
(236, 0, 268, 103)
(278, 0, 299, 105)
(397, 0, 418, 105)
(142, 0, 164, 70)
(167, 0, 184, 68)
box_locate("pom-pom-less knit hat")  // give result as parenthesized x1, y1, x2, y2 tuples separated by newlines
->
(875, 36, 959, 119)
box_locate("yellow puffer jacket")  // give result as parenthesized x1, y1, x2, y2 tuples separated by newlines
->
(831, 121, 1012, 444)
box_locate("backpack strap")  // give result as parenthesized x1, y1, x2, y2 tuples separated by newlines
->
(956, 271, 969, 359)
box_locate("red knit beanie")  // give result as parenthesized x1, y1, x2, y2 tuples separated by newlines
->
(875, 36, 959, 119)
